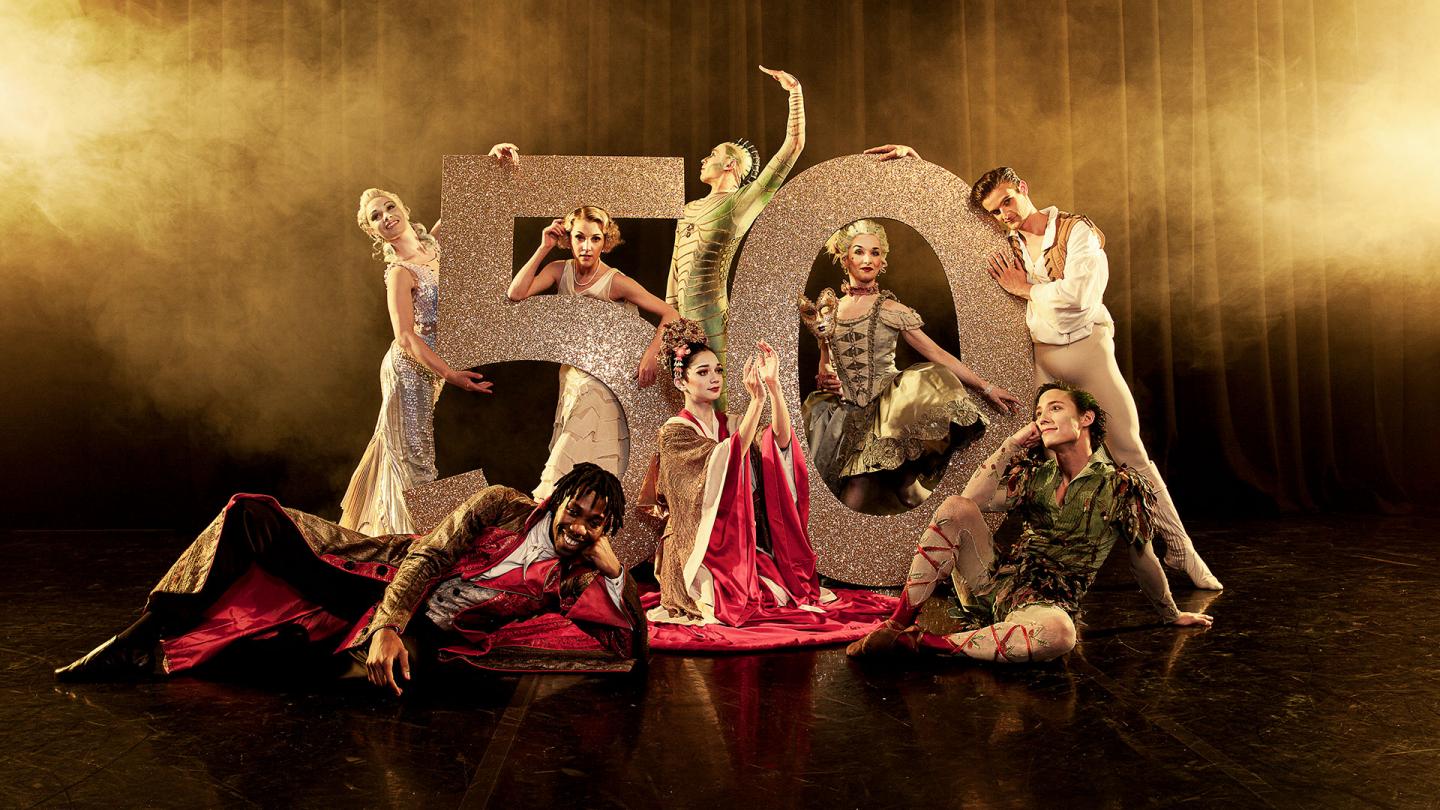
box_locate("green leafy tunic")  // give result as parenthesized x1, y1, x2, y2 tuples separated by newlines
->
(966, 448, 1176, 625)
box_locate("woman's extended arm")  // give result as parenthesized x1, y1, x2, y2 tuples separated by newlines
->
(608, 273, 679, 388)
(386, 265, 491, 393)
(898, 320, 1020, 414)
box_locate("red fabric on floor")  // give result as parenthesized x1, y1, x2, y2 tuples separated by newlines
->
(160, 564, 350, 673)
(643, 586, 896, 653)
(447, 612, 609, 654)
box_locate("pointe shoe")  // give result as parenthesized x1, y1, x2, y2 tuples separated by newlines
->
(55, 636, 158, 683)
(1168, 554, 1223, 590)
(846, 620, 919, 657)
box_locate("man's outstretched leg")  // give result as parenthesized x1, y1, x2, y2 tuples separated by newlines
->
(57, 497, 370, 682)
(847, 495, 994, 657)
(914, 603, 1076, 664)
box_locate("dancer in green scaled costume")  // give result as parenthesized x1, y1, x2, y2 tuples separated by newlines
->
(667, 65, 807, 406)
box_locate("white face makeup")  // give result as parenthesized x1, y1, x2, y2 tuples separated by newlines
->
(681, 349, 723, 403)
(699, 145, 734, 184)
(843, 233, 886, 286)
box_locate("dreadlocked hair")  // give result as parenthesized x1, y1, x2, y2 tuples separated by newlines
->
(547, 462, 626, 536)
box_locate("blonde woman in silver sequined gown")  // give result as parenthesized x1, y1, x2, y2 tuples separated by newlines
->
(340, 189, 494, 537)
(802, 219, 1023, 513)
(508, 206, 678, 502)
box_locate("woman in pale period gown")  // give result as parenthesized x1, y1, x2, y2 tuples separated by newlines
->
(802, 219, 1023, 514)
(507, 205, 678, 501)
(339, 188, 494, 537)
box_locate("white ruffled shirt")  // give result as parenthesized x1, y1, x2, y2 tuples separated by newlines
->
(1018, 206, 1114, 345)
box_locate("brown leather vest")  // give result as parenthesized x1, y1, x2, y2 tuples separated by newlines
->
(1009, 211, 1105, 281)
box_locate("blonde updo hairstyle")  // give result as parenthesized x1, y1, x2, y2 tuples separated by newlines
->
(562, 205, 624, 253)
(356, 188, 439, 262)
(825, 218, 890, 271)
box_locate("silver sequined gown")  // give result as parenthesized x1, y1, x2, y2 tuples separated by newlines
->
(340, 259, 446, 536)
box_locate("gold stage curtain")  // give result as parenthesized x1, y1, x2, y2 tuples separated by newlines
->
(5, 0, 1437, 525)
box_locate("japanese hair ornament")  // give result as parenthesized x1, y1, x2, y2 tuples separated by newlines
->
(661, 318, 710, 390)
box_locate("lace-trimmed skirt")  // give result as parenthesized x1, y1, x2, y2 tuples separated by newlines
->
(802, 362, 986, 488)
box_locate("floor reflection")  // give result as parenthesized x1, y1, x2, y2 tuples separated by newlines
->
(9, 514, 1440, 807)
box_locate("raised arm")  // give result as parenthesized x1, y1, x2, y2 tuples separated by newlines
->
(507, 218, 567, 301)
(896, 311, 1021, 414)
(756, 341, 792, 448)
(386, 265, 491, 393)
(961, 422, 1040, 511)
(733, 66, 806, 224)
(608, 273, 679, 388)
(734, 353, 768, 450)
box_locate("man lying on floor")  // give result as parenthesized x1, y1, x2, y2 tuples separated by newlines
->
(848, 383, 1213, 662)
(57, 463, 647, 691)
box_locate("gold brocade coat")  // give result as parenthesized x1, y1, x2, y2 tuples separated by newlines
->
(148, 487, 537, 649)
(653, 418, 727, 620)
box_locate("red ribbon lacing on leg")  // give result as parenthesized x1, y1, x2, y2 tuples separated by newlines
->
(994, 624, 1032, 663)
(903, 524, 957, 598)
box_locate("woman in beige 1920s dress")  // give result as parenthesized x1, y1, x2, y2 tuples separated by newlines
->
(507, 204, 678, 501)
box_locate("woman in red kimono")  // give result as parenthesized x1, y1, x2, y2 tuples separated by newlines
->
(650, 320, 832, 627)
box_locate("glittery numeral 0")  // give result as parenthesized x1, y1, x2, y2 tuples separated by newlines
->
(728, 155, 1031, 585)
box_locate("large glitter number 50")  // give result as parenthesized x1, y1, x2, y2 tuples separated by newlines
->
(412, 154, 1031, 585)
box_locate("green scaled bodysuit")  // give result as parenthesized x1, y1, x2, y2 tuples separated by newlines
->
(666, 86, 805, 405)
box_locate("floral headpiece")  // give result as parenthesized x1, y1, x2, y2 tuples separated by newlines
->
(661, 319, 710, 390)
(824, 218, 890, 265)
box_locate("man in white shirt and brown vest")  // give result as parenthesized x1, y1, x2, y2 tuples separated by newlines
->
(970, 165, 1220, 589)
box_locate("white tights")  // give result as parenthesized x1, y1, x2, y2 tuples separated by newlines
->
(1034, 324, 1220, 588)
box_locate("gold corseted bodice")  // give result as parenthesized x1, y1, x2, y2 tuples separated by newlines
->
(829, 292, 924, 408)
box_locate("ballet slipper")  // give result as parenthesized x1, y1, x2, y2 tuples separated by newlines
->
(846, 620, 919, 657)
